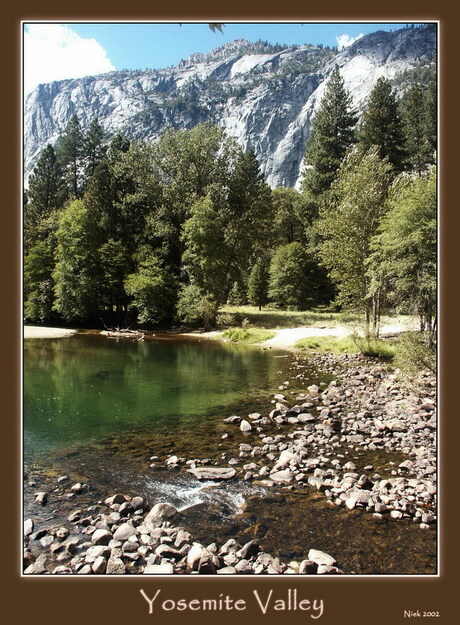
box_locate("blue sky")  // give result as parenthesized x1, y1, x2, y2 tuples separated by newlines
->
(24, 21, 427, 95)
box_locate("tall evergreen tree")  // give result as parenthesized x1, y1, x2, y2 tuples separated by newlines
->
(400, 83, 430, 173)
(424, 78, 437, 162)
(83, 118, 106, 185)
(56, 113, 85, 198)
(302, 66, 357, 197)
(247, 257, 270, 310)
(358, 77, 406, 172)
(25, 144, 66, 248)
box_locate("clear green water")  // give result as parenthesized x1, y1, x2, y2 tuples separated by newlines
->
(24, 333, 287, 458)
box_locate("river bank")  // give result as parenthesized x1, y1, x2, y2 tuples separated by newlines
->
(23, 350, 436, 575)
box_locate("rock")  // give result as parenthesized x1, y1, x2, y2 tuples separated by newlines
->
(24, 518, 34, 536)
(91, 556, 107, 574)
(299, 559, 318, 574)
(35, 492, 48, 505)
(217, 566, 237, 574)
(91, 529, 112, 545)
(240, 419, 252, 432)
(224, 416, 241, 423)
(270, 469, 294, 483)
(236, 540, 260, 560)
(317, 564, 343, 574)
(198, 555, 217, 574)
(235, 559, 253, 574)
(187, 467, 236, 481)
(155, 544, 183, 561)
(104, 494, 128, 506)
(144, 503, 178, 530)
(144, 563, 174, 574)
(112, 523, 137, 541)
(174, 529, 192, 549)
(307, 549, 336, 567)
(52, 566, 72, 574)
(219, 539, 241, 555)
(187, 543, 211, 570)
(70, 483, 83, 493)
(106, 557, 126, 574)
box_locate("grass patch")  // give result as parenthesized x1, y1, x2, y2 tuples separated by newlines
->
(218, 305, 414, 331)
(352, 335, 396, 360)
(295, 335, 360, 354)
(221, 327, 275, 344)
(296, 334, 397, 360)
(219, 305, 346, 329)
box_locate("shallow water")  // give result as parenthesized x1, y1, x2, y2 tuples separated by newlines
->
(23, 333, 437, 575)
(24, 333, 297, 458)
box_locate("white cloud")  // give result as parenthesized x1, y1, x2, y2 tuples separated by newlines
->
(24, 24, 115, 95)
(336, 33, 365, 50)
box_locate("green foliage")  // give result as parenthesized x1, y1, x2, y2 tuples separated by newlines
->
(295, 335, 359, 354)
(124, 253, 177, 325)
(358, 77, 406, 172)
(317, 147, 393, 324)
(394, 331, 436, 374)
(53, 200, 100, 320)
(350, 333, 396, 360)
(368, 168, 437, 333)
(176, 284, 219, 329)
(400, 84, 432, 173)
(221, 327, 275, 343)
(226, 281, 247, 306)
(269, 242, 316, 310)
(272, 187, 309, 245)
(84, 118, 107, 182)
(247, 257, 270, 310)
(302, 66, 357, 196)
(24, 241, 56, 322)
(181, 195, 228, 302)
(56, 113, 85, 198)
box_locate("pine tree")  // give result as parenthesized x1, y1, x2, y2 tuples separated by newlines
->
(358, 77, 406, 172)
(83, 118, 106, 185)
(56, 113, 85, 198)
(25, 144, 66, 248)
(302, 65, 357, 197)
(424, 78, 437, 162)
(401, 84, 430, 173)
(247, 257, 270, 310)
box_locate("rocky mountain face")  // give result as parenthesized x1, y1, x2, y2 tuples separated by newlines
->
(24, 25, 436, 188)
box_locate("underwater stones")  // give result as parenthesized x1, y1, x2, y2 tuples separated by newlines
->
(270, 469, 294, 483)
(187, 467, 236, 480)
(35, 492, 48, 505)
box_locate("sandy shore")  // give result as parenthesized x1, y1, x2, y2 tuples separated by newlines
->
(182, 320, 417, 349)
(24, 326, 78, 339)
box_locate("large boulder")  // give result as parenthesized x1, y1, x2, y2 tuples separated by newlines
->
(144, 503, 178, 530)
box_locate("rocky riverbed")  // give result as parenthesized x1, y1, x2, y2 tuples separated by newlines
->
(23, 352, 437, 575)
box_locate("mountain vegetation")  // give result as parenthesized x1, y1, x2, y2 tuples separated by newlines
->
(24, 28, 437, 347)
